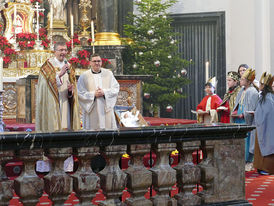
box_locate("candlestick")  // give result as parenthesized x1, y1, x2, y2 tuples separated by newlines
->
(91, 20, 95, 53)
(14, 4, 17, 25)
(205, 61, 209, 82)
(70, 15, 74, 38)
(91, 20, 95, 42)
(50, 5, 53, 30)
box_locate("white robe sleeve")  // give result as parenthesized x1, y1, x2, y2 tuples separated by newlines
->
(56, 74, 63, 87)
(77, 74, 96, 113)
(102, 72, 120, 112)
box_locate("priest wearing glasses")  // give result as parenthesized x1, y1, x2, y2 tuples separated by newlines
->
(77, 53, 120, 130)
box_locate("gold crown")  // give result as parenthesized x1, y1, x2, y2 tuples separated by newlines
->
(227, 71, 240, 81)
(260, 72, 274, 87)
(242, 68, 255, 82)
(207, 76, 217, 88)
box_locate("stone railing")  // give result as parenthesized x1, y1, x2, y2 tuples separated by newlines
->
(0, 124, 254, 206)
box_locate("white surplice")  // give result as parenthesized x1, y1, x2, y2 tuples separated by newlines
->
(77, 68, 120, 130)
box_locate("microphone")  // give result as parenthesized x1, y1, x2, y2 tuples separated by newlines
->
(64, 60, 70, 74)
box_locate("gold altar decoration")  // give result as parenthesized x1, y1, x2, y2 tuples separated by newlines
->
(3, 2, 34, 42)
(95, 32, 122, 46)
(79, 0, 92, 38)
(48, 20, 70, 42)
(3, 83, 16, 119)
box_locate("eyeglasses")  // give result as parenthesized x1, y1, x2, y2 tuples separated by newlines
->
(92, 60, 102, 63)
(56, 49, 68, 52)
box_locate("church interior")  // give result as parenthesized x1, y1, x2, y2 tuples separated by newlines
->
(0, 0, 272, 206)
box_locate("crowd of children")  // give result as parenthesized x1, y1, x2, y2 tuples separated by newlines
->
(196, 65, 274, 174)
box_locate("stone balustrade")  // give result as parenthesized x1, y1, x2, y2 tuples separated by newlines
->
(0, 124, 253, 205)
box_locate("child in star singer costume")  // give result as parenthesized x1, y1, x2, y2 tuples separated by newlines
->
(196, 77, 222, 123)
(218, 71, 241, 123)
(254, 72, 274, 175)
(232, 68, 259, 171)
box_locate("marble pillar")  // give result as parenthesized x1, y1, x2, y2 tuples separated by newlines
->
(95, 0, 121, 45)
(97, 0, 118, 33)
(118, 0, 133, 37)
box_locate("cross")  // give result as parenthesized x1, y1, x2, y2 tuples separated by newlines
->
(33, 2, 45, 41)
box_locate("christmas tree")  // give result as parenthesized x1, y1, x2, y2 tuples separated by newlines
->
(123, 0, 190, 117)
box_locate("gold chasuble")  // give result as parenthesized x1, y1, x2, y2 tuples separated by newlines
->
(36, 59, 81, 132)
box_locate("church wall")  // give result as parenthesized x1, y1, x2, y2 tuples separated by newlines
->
(167, 0, 273, 79)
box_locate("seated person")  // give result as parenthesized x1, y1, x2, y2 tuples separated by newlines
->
(196, 77, 222, 123)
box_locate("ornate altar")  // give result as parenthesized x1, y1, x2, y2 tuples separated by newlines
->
(3, 2, 34, 42)
(16, 74, 150, 123)
(0, 0, 142, 122)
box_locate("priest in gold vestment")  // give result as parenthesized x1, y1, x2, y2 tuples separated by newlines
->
(35, 42, 81, 132)
(77, 53, 119, 130)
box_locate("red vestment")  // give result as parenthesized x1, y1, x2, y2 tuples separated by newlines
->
(196, 94, 222, 111)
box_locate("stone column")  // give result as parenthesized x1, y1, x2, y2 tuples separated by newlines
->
(150, 143, 177, 206)
(117, 0, 133, 37)
(0, 151, 14, 206)
(72, 146, 100, 205)
(44, 147, 73, 205)
(95, 0, 121, 45)
(98, 145, 127, 206)
(14, 149, 44, 206)
(174, 142, 201, 206)
(198, 142, 217, 203)
(125, 144, 153, 206)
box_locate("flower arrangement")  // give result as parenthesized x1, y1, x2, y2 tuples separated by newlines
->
(0, 36, 16, 65)
(39, 28, 50, 49)
(16, 32, 37, 50)
(69, 49, 90, 68)
(101, 58, 111, 68)
(30, 0, 42, 5)
(66, 34, 81, 52)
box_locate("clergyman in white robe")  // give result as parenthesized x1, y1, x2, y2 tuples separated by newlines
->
(77, 68, 120, 130)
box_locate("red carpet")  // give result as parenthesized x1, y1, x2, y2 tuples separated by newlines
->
(245, 170, 274, 206)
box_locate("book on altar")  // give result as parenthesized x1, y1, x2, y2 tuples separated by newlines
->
(217, 106, 228, 110)
(191, 110, 197, 114)
(246, 111, 255, 114)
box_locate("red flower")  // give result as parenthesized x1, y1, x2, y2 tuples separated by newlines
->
(27, 41, 35, 48)
(77, 50, 90, 59)
(69, 57, 80, 64)
(102, 58, 111, 65)
(3, 56, 11, 64)
(73, 38, 81, 45)
(80, 59, 90, 66)
(30, 0, 42, 3)
(4, 48, 16, 55)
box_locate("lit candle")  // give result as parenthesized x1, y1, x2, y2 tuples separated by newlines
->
(50, 5, 53, 29)
(0, 57, 3, 91)
(70, 14, 74, 38)
(205, 61, 209, 82)
(14, 4, 17, 25)
(91, 20, 95, 42)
